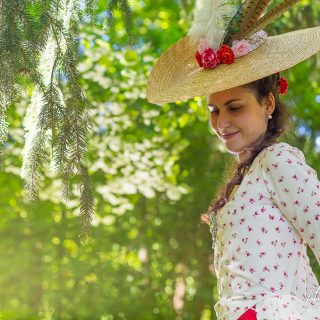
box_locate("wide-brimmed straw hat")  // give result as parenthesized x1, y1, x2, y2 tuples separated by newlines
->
(147, 1, 320, 105)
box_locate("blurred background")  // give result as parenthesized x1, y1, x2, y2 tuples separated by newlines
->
(1, 0, 320, 319)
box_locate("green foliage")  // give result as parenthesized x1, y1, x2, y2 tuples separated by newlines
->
(0, 0, 319, 319)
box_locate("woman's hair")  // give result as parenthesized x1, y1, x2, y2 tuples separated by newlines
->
(205, 73, 294, 217)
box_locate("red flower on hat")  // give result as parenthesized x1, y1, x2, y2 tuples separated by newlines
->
(202, 47, 219, 69)
(217, 45, 235, 64)
(195, 51, 203, 67)
(278, 77, 288, 94)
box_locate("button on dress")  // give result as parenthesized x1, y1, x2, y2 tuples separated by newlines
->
(209, 142, 320, 320)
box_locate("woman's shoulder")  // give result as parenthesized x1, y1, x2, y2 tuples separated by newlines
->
(257, 141, 306, 165)
(255, 142, 319, 180)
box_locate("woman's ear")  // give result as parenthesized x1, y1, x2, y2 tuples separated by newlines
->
(265, 92, 275, 114)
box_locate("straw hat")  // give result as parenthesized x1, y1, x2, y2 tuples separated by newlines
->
(147, 1, 320, 105)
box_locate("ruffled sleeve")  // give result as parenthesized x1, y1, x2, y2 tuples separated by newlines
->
(260, 143, 320, 265)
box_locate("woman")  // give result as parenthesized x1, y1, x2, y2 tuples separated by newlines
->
(147, 1, 320, 319)
(201, 73, 320, 319)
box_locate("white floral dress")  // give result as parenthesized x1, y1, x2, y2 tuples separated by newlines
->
(209, 142, 320, 320)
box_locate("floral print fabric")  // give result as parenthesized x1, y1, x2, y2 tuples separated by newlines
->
(211, 142, 320, 320)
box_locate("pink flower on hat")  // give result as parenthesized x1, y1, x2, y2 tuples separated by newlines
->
(231, 40, 251, 58)
(202, 47, 219, 69)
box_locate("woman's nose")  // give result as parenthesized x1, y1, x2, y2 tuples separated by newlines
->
(216, 111, 231, 132)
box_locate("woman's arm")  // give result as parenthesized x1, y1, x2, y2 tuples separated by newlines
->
(261, 144, 320, 264)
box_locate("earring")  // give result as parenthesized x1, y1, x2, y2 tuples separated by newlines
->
(268, 114, 273, 120)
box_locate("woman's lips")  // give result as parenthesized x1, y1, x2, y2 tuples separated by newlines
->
(221, 131, 239, 140)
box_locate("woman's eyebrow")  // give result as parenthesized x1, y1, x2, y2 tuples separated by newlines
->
(208, 99, 242, 108)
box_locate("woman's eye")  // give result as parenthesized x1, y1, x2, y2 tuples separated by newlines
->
(208, 105, 241, 113)
(208, 105, 218, 113)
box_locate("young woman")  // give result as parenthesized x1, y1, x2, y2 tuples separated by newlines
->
(200, 73, 320, 319)
(147, 1, 320, 319)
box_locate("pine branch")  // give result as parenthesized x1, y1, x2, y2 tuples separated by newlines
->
(56, 17, 95, 238)
(119, 0, 134, 46)
(77, 0, 96, 25)
(106, 0, 134, 45)
(23, 129, 48, 202)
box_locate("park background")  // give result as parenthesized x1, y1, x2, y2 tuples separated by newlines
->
(1, 0, 320, 319)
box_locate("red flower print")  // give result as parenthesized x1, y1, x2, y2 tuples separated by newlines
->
(297, 187, 304, 193)
(269, 214, 275, 220)
(259, 251, 266, 258)
(261, 227, 268, 234)
(315, 214, 320, 220)
(253, 211, 259, 217)
(303, 206, 309, 213)
(242, 237, 248, 244)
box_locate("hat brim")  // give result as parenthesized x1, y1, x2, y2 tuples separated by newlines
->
(147, 26, 320, 105)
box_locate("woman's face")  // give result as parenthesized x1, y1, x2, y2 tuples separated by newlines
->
(207, 85, 275, 162)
